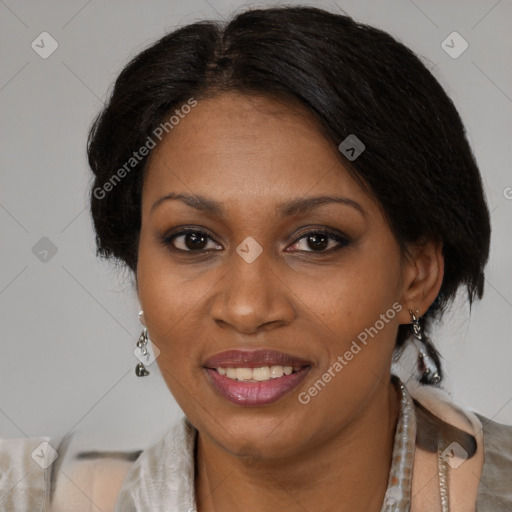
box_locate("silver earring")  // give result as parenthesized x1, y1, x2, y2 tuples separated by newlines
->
(409, 309, 441, 385)
(135, 310, 150, 377)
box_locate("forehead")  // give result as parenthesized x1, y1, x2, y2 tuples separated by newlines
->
(142, 91, 370, 214)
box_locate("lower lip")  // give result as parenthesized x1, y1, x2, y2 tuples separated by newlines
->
(204, 366, 311, 406)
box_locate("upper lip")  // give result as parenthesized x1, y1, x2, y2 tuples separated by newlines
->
(203, 349, 312, 369)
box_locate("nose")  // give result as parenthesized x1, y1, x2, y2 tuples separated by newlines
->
(209, 248, 296, 334)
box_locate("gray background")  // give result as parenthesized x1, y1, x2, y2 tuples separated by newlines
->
(1, 0, 511, 453)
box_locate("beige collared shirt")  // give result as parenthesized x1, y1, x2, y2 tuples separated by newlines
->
(1, 379, 511, 511)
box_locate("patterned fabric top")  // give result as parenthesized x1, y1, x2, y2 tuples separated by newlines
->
(4, 374, 512, 511)
(380, 375, 417, 512)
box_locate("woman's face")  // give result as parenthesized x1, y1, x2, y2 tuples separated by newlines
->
(137, 91, 437, 460)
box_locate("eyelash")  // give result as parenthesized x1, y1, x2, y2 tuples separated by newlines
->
(159, 227, 351, 256)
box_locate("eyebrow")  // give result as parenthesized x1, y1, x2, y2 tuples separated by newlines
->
(150, 192, 366, 218)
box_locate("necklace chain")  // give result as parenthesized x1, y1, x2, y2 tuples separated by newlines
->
(437, 432, 450, 511)
(381, 377, 451, 511)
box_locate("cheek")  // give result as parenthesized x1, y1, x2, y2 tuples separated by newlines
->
(295, 250, 401, 339)
(290, 249, 402, 397)
(136, 246, 208, 409)
(137, 229, 215, 327)
(291, 265, 401, 427)
(136, 234, 209, 367)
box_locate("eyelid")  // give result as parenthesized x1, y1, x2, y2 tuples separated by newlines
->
(160, 225, 351, 255)
(289, 227, 351, 252)
(161, 227, 221, 252)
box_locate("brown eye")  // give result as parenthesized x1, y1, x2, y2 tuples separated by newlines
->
(288, 230, 351, 253)
(162, 229, 222, 252)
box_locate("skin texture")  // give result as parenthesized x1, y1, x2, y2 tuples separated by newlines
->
(136, 91, 444, 512)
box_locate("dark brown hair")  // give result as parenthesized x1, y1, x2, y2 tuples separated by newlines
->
(87, 6, 491, 383)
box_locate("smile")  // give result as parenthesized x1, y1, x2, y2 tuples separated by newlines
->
(216, 365, 303, 381)
(204, 365, 311, 406)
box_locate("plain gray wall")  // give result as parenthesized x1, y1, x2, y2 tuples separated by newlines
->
(1, 0, 511, 453)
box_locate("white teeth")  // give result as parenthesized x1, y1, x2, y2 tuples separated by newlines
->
(269, 366, 284, 378)
(226, 368, 237, 379)
(252, 367, 270, 381)
(235, 368, 253, 381)
(215, 365, 301, 381)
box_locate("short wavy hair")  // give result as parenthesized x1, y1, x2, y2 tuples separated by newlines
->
(87, 6, 491, 382)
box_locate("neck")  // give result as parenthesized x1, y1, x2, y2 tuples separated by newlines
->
(195, 376, 401, 512)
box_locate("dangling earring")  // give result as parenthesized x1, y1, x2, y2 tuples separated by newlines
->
(409, 308, 441, 385)
(135, 310, 150, 377)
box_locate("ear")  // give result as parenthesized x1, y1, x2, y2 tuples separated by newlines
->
(396, 237, 444, 324)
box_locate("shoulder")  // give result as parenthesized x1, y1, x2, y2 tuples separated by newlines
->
(114, 416, 197, 511)
(475, 413, 512, 509)
(477, 413, 512, 467)
(49, 418, 194, 512)
(0, 436, 52, 511)
(49, 452, 139, 512)
(0, 433, 143, 512)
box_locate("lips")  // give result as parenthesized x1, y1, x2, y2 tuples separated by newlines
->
(203, 349, 312, 369)
(204, 366, 311, 406)
(202, 349, 313, 406)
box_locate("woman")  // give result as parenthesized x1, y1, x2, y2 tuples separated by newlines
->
(2, 5, 511, 512)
